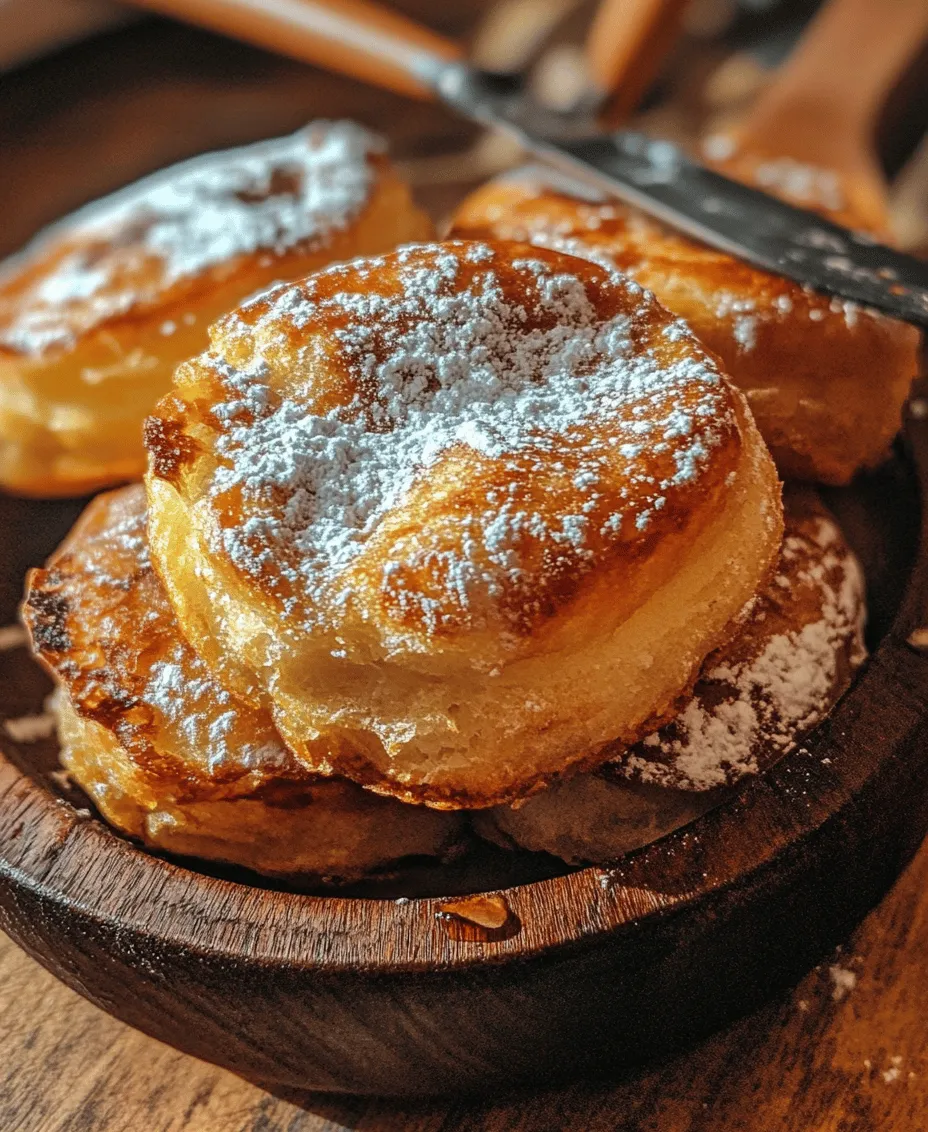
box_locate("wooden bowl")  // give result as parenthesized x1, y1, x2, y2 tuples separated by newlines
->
(0, 390, 927, 1097)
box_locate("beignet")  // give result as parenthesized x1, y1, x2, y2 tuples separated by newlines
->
(23, 485, 462, 880)
(0, 121, 432, 496)
(145, 239, 783, 807)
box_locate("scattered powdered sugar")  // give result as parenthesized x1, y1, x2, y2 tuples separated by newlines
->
(0, 121, 384, 355)
(732, 315, 757, 352)
(144, 652, 289, 775)
(622, 511, 865, 790)
(39, 486, 293, 779)
(829, 963, 857, 1002)
(202, 242, 729, 639)
(714, 292, 759, 353)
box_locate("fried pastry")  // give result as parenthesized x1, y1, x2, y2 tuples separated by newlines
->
(22, 485, 461, 880)
(451, 167, 921, 484)
(0, 121, 432, 497)
(476, 490, 866, 863)
(145, 239, 783, 808)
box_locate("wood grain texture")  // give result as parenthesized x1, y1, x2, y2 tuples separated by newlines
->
(4, 832, 928, 1131)
(0, 301, 925, 1090)
(0, 388, 923, 1092)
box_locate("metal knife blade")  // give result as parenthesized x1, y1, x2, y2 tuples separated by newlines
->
(433, 63, 928, 328)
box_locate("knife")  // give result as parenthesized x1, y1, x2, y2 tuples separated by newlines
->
(128, 0, 928, 327)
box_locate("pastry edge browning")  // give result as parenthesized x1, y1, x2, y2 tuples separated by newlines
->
(55, 694, 464, 882)
(22, 486, 464, 880)
(477, 492, 866, 862)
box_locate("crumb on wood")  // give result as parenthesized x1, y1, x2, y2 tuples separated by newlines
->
(829, 964, 857, 1001)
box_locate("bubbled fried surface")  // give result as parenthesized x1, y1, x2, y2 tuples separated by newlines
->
(145, 239, 782, 806)
(0, 122, 433, 496)
(22, 485, 462, 879)
(451, 171, 921, 485)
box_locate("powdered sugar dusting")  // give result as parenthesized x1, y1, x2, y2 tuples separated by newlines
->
(0, 121, 384, 355)
(622, 508, 866, 789)
(196, 241, 731, 642)
(143, 649, 289, 777)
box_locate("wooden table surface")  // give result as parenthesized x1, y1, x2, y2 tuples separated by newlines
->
(2, 8, 928, 1129)
(2, 836, 928, 1132)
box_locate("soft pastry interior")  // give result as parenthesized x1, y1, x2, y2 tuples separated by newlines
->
(0, 121, 432, 497)
(477, 489, 867, 863)
(144, 239, 783, 807)
(451, 166, 921, 485)
(23, 485, 462, 880)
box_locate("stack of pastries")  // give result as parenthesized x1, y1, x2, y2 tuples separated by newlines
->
(13, 119, 913, 881)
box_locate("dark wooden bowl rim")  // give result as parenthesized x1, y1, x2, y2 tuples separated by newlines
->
(0, 397, 927, 973)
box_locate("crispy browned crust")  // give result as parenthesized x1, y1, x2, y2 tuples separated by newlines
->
(22, 484, 305, 801)
(146, 238, 745, 648)
(143, 237, 783, 806)
(451, 178, 921, 485)
(22, 485, 465, 877)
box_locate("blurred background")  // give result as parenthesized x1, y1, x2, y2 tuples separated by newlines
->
(0, 0, 925, 259)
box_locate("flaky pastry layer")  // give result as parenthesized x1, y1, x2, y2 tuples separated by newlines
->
(145, 239, 783, 806)
(23, 485, 461, 879)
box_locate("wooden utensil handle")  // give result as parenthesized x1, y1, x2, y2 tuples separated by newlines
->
(740, 0, 928, 153)
(128, 0, 461, 99)
(585, 0, 691, 120)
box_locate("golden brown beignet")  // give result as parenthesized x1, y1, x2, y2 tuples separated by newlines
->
(451, 167, 921, 484)
(145, 239, 783, 808)
(22, 485, 462, 880)
(0, 122, 432, 497)
(477, 490, 865, 863)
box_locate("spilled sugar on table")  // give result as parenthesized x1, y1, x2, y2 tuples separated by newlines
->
(2, 7, 928, 1128)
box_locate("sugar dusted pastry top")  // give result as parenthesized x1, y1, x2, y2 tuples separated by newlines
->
(452, 168, 921, 484)
(148, 239, 744, 665)
(0, 121, 387, 358)
(145, 238, 781, 804)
